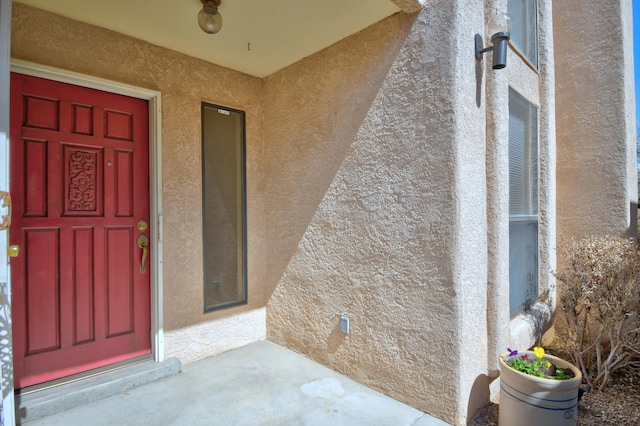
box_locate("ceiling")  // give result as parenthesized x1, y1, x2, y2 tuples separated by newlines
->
(15, 0, 402, 78)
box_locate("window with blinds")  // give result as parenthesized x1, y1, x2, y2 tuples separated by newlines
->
(508, 0, 538, 67)
(509, 88, 538, 318)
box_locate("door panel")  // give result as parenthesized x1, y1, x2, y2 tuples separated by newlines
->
(23, 139, 48, 216)
(63, 145, 102, 216)
(10, 73, 151, 388)
(24, 228, 60, 354)
(106, 227, 134, 336)
(72, 227, 94, 344)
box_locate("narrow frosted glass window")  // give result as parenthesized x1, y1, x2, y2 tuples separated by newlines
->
(509, 89, 538, 318)
(202, 103, 247, 312)
(508, 0, 538, 67)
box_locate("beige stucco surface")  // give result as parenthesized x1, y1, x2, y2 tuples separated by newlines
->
(554, 0, 637, 241)
(263, 3, 493, 424)
(11, 3, 268, 331)
(7, 2, 560, 424)
(548, 0, 636, 370)
(264, 1, 559, 423)
(9, 4, 494, 423)
(501, 0, 557, 353)
(12, 0, 628, 424)
(165, 308, 266, 364)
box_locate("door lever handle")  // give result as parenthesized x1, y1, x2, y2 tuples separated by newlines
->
(137, 235, 149, 274)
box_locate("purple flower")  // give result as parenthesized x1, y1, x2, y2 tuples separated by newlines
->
(507, 348, 518, 357)
(522, 354, 529, 360)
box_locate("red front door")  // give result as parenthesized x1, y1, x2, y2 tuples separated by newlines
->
(10, 73, 151, 388)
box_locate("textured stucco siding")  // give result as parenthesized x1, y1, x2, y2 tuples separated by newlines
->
(554, 0, 637, 241)
(264, 3, 490, 424)
(7, 0, 586, 424)
(10, 3, 268, 333)
(165, 308, 266, 364)
(262, 0, 558, 423)
(484, 1, 511, 388)
(453, 1, 491, 423)
(501, 0, 557, 353)
(391, 0, 426, 13)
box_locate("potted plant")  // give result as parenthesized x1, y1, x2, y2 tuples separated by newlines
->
(499, 347, 582, 426)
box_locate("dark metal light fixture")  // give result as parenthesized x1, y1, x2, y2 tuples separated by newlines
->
(198, 0, 223, 34)
(475, 13, 511, 69)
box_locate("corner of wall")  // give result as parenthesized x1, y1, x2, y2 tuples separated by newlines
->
(165, 308, 266, 365)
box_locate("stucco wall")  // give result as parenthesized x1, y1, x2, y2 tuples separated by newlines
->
(10, 3, 267, 332)
(9, 1, 567, 424)
(498, 0, 557, 353)
(263, 2, 489, 424)
(264, 0, 559, 422)
(554, 0, 637, 241)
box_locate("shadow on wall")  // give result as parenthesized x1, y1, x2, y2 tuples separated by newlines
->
(475, 50, 483, 108)
(630, 201, 638, 239)
(262, 11, 419, 299)
(467, 374, 491, 424)
(0, 282, 13, 417)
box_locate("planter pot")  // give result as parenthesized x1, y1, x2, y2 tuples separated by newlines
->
(498, 351, 582, 426)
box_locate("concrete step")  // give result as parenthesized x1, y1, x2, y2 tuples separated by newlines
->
(16, 357, 181, 424)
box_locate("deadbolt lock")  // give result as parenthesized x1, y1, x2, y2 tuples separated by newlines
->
(137, 220, 148, 232)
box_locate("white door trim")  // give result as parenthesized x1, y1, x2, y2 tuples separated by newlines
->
(9, 59, 165, 364)
(0, 1, 16, 424)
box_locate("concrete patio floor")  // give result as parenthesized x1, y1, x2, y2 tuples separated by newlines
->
(22, 340, 450, 425)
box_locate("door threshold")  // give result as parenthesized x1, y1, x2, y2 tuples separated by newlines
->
(17, 355, 152, 396)
(15, 356, 181, 423)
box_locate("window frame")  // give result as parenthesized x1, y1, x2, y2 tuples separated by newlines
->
(508, 88, 539, 318)
(508, 0, 539, 68)
(201, 102, 248, 312)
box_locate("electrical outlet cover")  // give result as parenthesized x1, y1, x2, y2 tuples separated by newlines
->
(340, 315, 350, 334)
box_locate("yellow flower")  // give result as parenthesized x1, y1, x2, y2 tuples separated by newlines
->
(546, 362, 552, 368)
(534, 346, 545, 359)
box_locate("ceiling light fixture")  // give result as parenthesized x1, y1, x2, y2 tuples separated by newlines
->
(198, 0, 223, 34)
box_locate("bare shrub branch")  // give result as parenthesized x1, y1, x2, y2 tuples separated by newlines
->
(555, 236, 640, 390)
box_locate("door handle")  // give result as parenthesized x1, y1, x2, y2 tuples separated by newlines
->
(137, 235, 149, 274)
(7, 245, 19, 257)
(0, 191, 11, 231)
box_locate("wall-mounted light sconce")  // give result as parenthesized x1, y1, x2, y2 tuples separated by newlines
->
(475, 13, 511, 69)
(198, 0, 223, 34)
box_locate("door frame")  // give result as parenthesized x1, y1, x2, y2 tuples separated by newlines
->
(10, 59, 165, 365)
(1, 1, 15, 424)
